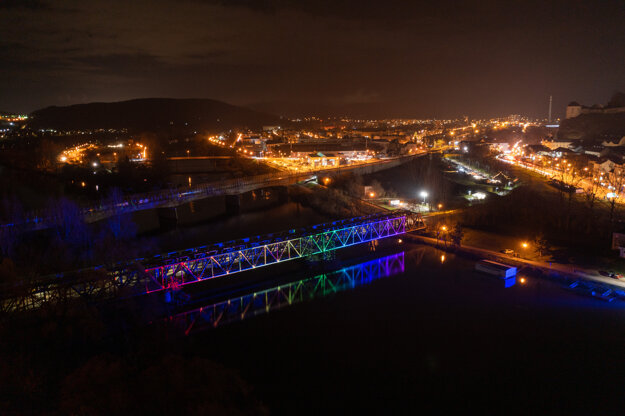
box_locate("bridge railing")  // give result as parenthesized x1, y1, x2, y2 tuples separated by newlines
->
(3, 155, 421, 229)
(0, 211, 424, 313)
(142, 211, 425, 292)
(2, 170, 310, 229)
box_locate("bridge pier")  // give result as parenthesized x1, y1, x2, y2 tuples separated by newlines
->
(225, 194, 241, 214)
(157, 207, 179, 229)
(277, 186, 288, 203)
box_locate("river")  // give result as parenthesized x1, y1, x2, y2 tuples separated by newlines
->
(158, 239, 625, 414)
(5, 160, 625, 413)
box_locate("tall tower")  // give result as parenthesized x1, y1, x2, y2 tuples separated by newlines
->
(548, 95, 553, 123)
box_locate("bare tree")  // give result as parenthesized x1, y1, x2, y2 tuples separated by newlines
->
(450, 223, 464, 247)
(553, 162, 584, 236)
(583, 173, 603, 211)
(533, 233, 550, 257)
(0, 195, 23, 259)
(46, 197, 93, 266)
(104, 188, 136, 240)
(606, 166, 625, 225)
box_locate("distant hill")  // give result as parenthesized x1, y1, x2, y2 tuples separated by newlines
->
(27, 98, 281, 132)
(558, 112, 625, 142)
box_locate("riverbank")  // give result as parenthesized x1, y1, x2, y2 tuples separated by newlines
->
(405, 232, 625, 292)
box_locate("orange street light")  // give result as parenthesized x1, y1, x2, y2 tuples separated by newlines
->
(521, 241, 528, 249)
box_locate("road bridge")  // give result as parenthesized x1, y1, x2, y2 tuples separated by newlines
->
(143, 210, 424, 293)
(0, 211, 425, 313)
(5, 153, 424, 230)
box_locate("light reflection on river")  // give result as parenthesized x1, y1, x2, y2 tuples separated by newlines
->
(176, 241, 625, 414)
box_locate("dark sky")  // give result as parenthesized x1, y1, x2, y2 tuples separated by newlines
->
(1, 0, 624, 118)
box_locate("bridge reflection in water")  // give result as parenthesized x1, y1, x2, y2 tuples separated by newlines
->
(172, 251, 405, 334)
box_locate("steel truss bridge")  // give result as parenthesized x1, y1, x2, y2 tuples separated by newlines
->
(172, 251, 405, 334)
(144, 211, 423, 293)
(0, 211, 424, 313)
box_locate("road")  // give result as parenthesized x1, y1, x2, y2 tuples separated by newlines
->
(6, 153, 425, 230)
(406, 233, 625, 290)
(498, 155, 621, 204)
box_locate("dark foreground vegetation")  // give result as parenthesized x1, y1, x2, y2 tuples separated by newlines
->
(3, 148, 623, 414)
(0, 284, 268, 415)
(0, 191, 147, 274)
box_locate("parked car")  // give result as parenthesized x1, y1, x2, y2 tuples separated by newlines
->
(598, 270, 623, 279)
(501, 249, 515, 255)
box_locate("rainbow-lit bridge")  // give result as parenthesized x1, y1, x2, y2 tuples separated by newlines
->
(142, 211, 424, 293)
(1, 211, 425, 313)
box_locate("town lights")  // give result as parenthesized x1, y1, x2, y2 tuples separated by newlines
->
(369, 192, 375, 198)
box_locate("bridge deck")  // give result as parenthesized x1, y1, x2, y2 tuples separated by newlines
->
(0, 211, 425, 312)
(143, 211, 421, 292)
(2, 153, 424, 230)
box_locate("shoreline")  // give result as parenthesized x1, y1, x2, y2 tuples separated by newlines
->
(405, 232, 625, 296)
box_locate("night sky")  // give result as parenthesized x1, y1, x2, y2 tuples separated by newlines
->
(1, 0, 624, 118)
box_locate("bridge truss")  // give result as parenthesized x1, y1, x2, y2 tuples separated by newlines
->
(145, 212, 422, 293)
(173, 251, 405, 334)
(1, 212, 423, 313)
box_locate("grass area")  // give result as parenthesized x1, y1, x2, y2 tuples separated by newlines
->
(462, 228, 544, 261)
(460, 226, 625, 274)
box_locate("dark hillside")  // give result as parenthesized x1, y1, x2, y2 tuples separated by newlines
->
(28, 98, 281, 132)
(558, 112, 625, 142)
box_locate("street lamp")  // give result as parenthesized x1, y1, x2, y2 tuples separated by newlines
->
(420, 190, 428, 204)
